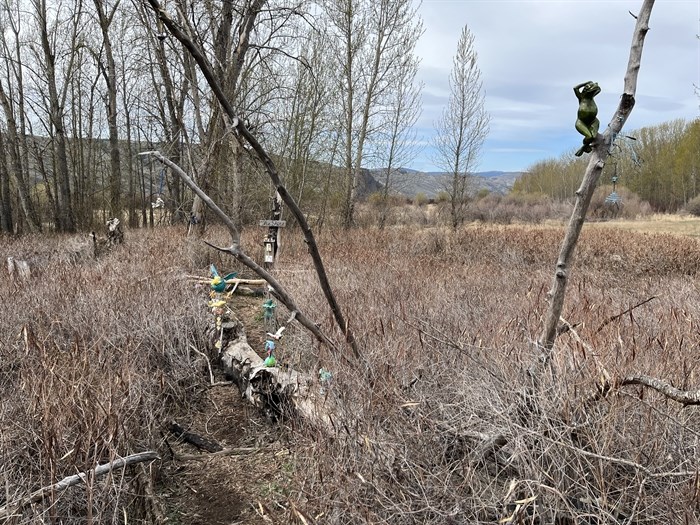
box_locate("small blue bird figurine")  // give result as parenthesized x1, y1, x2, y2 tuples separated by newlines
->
(264, 340, 277, 367)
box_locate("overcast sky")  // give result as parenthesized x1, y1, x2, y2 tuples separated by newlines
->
(412, 0, 700, 173)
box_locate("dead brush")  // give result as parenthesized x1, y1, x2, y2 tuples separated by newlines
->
(275, 225, 700, 524)
(0, 227, 210, 524)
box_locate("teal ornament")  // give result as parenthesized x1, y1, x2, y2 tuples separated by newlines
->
(262, 299, 276, 320)
(210, 264, 237, 292)
(319, 368, 332, 383)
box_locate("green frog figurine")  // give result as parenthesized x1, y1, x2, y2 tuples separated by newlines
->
(574, 81, 601, 157)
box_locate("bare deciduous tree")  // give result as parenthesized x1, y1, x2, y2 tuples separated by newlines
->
(433, 25, 489, 229)
(324, 0, 422, 228)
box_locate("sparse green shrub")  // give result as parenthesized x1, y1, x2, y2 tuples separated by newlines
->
(435, 190, 450, 203)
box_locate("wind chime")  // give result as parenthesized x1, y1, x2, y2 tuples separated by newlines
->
(604, 134, 640, 214)
(604, 163, 622, 209)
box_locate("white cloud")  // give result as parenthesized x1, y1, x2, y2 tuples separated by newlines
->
(412, 0, 700, 172)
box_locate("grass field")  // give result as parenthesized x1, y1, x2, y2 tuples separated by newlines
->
(2, 222, 700, 523)
(590, 214, 700, 237)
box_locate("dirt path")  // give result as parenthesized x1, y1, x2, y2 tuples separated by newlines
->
(158, 297, 295, 525)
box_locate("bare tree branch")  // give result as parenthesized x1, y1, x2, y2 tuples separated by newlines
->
(0, 451, 159, 520)
(620, 374, 700, 406)
(537, 0, 655, 364)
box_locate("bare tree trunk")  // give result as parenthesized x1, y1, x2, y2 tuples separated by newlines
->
(0, 130, 13, 232)
(537, 0, 655, 367)
(93, 0, 122, 219)
(0, 79, 41, 232)
(35, 0, 79, 232)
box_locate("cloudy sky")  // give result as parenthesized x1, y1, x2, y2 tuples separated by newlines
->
(412, 0, 700, 173)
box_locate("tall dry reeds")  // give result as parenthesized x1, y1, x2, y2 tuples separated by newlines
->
(0, 228, 211, 524)
(275, 225, 700, 523)
(2, 223, 699, 523)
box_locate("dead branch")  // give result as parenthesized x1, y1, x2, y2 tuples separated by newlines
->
(620, 374, 700, 406)
(167, 421, 223, 452)
(143, 0, 360, 359)
(595, 295, 658, 333)
(0, 451, 159, 520)
(174, 447, 260, 462)
(140, 150, 337, 352)
(538, 0, 655, 363)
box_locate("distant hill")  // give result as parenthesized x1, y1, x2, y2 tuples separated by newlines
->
(369, 168, 522, 199)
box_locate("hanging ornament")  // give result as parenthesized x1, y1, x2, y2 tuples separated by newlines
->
(264, 340, 277, 367)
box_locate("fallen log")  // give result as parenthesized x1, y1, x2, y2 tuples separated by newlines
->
(214, 317, 337, 431)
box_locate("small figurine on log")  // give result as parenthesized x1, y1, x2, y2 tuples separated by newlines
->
(573, 81, 601, 157)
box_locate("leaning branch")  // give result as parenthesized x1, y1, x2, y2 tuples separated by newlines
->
(143, 0, 359, 358)
(537, 0, 655, 361)
(140, 150, 337, 351)
(0, 451, 159, 520)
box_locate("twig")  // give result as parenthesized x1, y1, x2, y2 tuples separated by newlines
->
(0, 451, 159, 519)
(174, 447, 260, 461)
(517, 423, 695, 479)
(595, 295, 658, 333)
(619, 374, 700, 406)
(189, 344, 215, 385)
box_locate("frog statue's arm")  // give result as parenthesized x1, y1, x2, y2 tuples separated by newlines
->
(573, 81, 601, 157)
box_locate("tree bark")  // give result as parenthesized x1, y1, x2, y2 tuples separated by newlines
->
(0, 451, 159, 520)
(537, 1, 655, 365)
(93, 0, 122, 219)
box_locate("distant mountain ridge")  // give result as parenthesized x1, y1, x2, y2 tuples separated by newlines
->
(368, 168, 522, 199)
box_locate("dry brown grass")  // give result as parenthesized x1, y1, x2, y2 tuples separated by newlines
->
(0, 228, 213, 524)
(2, 222, 700, 524)
(273, 225, 700, 524)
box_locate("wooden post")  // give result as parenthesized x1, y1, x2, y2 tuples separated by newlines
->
(259, 191, 285, 269)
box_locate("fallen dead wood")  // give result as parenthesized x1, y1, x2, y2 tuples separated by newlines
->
(174, 447, 260, 461)
(187, 275, 268, 287)
(0, 451, 159, 520)
(215, 317, 337, 431)
(7, 256, 31, 281)
(167, 420, 223, 452)
(620, 374, 700, 406)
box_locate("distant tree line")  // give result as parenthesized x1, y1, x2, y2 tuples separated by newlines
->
(513, 118, 700, 213)
(0, 0, 433, 234)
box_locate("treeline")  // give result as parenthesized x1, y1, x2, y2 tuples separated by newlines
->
(513, 118, 700, 212)
(0, 0, 424, 234)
